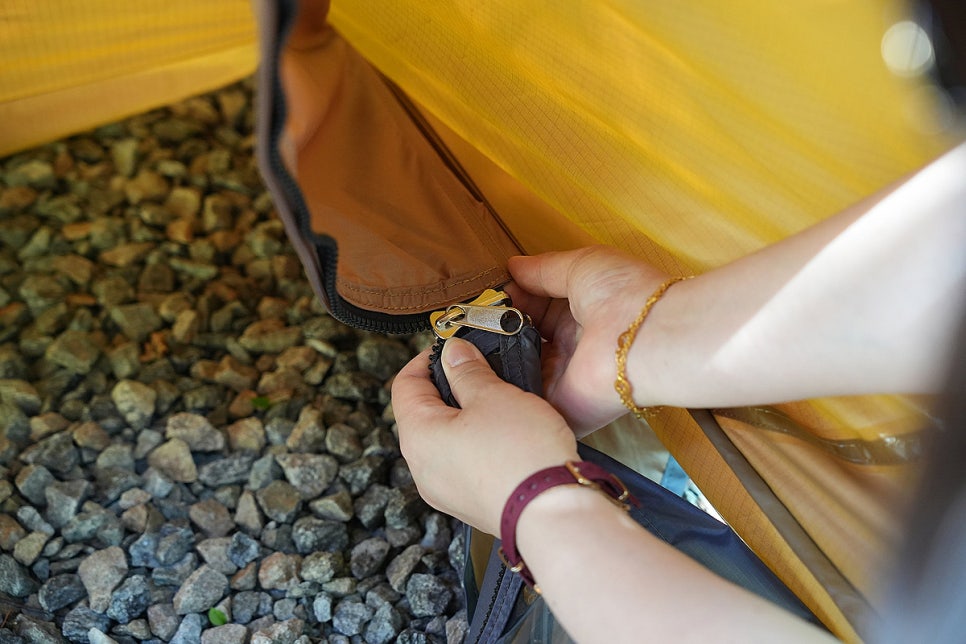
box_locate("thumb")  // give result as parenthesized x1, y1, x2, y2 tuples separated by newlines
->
(441, 337, 506, 409)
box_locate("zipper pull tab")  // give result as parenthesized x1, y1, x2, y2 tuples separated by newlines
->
(430, 289, 527, 339)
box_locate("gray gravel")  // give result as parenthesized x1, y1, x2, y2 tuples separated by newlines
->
(0, 78, 468, 643)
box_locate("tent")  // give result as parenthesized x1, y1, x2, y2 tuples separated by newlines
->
(2, 1, 961, 640)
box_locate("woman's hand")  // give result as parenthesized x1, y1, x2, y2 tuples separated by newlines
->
(391, 337, 580, 536)
(506, 246, 670, 436)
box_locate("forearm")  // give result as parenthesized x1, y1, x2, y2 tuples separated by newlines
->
(633, 142, 966, 407)
(516, 486, 836, 643)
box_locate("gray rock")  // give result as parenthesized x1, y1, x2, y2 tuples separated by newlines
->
(146, 603, 179, 641)
(255, 480, 301, 523)
(14, 463, 55, 506)
(106, 574, 151, 623)
(19, 432, 78, 474)
(188, 499, 233, 538)
(156, 524, 194, 566)
(324, 423, 362, 463)
(111, 138, 139, 177)
(385, 486, 426, 530)
(387, 545, 425, 593)
(106, 342, 140, 380)
(44, 480, 90, 529)
(198, 453, 254, 487)
(250, 618, 304, 644)
(62, 605, 113, 643)
(233, 590, 272, 624)
(62, 505, 122, 545)
(309, 489, 354, 522)
(111, 380, 156, 429)
(338, 455, 387, 495)
(284, 408, 325, 453)
(365, 604, 406, 644)
(332, 599, 373, 636)
(312, 592, 333, 622)
(238, 319, 301, 354)
(201, 623, 249, 644)
(0, 400, 30, 443)
(136, 473, 170, 505)
(172, 565, 228, 614)
(92, 275, 134, 307)
(356, 338, 412, 380)
(421, 513, 452, 552)
(300, 551, 343, 585)
(322, 577, 359, 597)
(169, 612, 203, 644)
(38, 573, 86, 612)
(350, 537, 390, 579)
(13, 530, 49, 566)
(77, 546, 127, 612)
(112, 617, 152, 641)
(323, 372, 382, 403)
(0, 379, 41, 414)
(18, 225, 52, 260)
(109, 303, 163, 342)
(125, 170, 169, 205)
(129, 532, 160, 568)
(16, 507, 53, 536)
(257, 552, 301, 591)
(275, 453, 339, 499)
(291, 517, 348, 555)
(10, 614, 61, 643)
(446, 610, 470, 644)
(273, 597, 300, 621)
(147, 439, 197, 483)
(353, 484, 391, 529)
(227, 532, 260, 568)
(164, 412, 225, 451)
(7, 159, 56, 189)
(152, 552, 197, 588)
(0, 553, 37, 597)
(406, 574, 453, 618)
(96, 443, 135, 470)
(196, 537, 237, 575)
(247, 453, 280, 491)
(234, 490, 263, 536)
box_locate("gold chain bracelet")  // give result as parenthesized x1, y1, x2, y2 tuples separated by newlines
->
(614, 276, 692, 420)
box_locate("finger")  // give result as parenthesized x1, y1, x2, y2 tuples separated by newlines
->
(391, 349, 458, 428)
(508, 250, 587, 299)
(441, 337, 519, 410)
(505, 282, 573, 342)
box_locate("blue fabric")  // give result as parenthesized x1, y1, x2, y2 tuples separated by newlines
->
(467, 442, 823, 642)
(660, 454, 690, 496)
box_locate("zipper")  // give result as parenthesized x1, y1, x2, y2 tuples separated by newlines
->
(475, 564, 508, 644)
(263, 1, 433, 335)
(430, 289, 526, 339)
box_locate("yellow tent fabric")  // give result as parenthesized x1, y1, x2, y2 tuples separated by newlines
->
(3, 0, 961, 641)
(0, 0, 257, 156)
(323, 1, 957, 640)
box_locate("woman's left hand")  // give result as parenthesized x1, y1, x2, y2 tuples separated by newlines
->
(391, 337, 580, 536)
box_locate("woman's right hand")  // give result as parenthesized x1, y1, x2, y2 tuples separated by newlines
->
(506, 246, 671, 436)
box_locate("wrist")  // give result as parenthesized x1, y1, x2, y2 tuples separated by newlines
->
(616, 275, 693, 412)
(498, 461, 636, 589)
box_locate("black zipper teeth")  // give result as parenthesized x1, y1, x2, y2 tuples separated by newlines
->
(265, 3, 429, 336)
(475, 563, 507, 644)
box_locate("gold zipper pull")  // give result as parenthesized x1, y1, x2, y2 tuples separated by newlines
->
(430, 289, 527, 339)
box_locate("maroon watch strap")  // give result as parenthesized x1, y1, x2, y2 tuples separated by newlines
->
(498, 460, 636, 589)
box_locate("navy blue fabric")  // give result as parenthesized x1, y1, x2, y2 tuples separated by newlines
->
(577, 441, 822, 627)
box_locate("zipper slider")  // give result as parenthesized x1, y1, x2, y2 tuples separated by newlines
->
(430, 289, 527, 339)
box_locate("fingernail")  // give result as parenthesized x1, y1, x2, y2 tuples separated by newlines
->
(443, 337, 475, 368)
